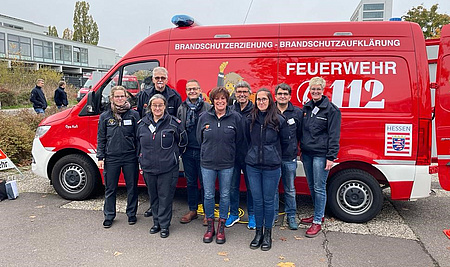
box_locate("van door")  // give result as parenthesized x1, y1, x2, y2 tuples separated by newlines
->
(435, 24, 450, 191)
(85, 60, 161, 185)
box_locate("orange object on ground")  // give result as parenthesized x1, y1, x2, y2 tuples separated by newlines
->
(443, 229, 450, 239)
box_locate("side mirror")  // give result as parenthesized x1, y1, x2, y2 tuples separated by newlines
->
(79, 91, 97, 116)
(86, 91, 95, 113)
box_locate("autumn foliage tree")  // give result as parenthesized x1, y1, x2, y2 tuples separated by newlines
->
(62, 28, 73, 40)
(402, 4, 450, 38)
(72, 1, 99, 45)
(47, 26, 58, 37)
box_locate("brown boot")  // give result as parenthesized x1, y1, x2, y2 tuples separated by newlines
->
(216, 218, 226, 244)
(202, 216, 208, 226)
(180, 210, 198, 224)
(203, 218, 215, 243)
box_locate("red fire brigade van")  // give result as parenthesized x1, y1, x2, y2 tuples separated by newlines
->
(32, 17, 442, 223)
(435, 25, 450, 192)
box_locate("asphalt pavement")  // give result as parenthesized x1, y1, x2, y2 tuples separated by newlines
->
(0, 171, 449, 267)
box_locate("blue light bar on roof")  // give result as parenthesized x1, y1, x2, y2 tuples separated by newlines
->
(171, 15, 195, 27)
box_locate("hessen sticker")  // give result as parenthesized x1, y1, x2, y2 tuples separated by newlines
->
(385, 124, 412, 156)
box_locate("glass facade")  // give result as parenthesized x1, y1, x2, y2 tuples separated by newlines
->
(363, 3, 384, 11)
(7, 34, 31, 59)
(55, 43, 72, 63)
(33, 39, 53, 62)
(73, 46, 88, 65)
(363, 11, 384, 19)
(0, 32, 5, 57)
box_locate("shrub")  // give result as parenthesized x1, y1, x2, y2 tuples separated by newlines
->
(0, 108, 59, 165)
(0, 62, 63, 108)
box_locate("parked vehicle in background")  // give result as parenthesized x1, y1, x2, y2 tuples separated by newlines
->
(32, 16, 449, 223)
(77, 72, 139, 102)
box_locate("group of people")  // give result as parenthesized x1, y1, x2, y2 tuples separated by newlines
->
(30, 78, 69, 114)
(96, 66, 341, 252)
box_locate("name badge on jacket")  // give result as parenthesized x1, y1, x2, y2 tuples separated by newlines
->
(123, 119, 132, 126)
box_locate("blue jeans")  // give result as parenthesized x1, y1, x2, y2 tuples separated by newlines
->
(201, 167, 234, 220)
(229, 161, 254, 216)
(302, 154, 329, 225)
(182, 148, 203, 211)
(275, 159, 297, 218)
(247, 165, 281, 228)
(34, 108, 45, 114)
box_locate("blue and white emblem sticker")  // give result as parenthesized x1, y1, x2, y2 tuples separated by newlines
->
(385, 124, 412, 156)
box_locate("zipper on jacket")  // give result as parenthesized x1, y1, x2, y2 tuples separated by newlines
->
(153, 132, 156, 140)
(259, 124, 263, 164)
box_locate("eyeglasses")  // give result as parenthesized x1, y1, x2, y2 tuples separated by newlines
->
(186, 87, 200, 91)
(113, 95, 127, 98)
(154, 76, 167, 81)
(235, 90, 249, 95)
(276, 92, 290, 96)
(151, 104, 165, 109)
(256, 98, 269, 103)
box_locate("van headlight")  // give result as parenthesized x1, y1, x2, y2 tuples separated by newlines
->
(35, 125, 51, 138)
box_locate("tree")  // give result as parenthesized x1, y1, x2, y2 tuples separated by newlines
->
(402, 4, 450, 38)
(47, 26, 58, 37)
(72, 1, 99, 45)
(62, 28, 73, 40)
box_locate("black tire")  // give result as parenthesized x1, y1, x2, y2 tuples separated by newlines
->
(327, 169, 383, 223)
(51, 154, 100, 200)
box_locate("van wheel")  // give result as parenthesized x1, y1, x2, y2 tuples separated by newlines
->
(51, 154, 99, 200)
(327, 169, 383, 223)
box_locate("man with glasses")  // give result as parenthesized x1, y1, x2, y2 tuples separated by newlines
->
(177, 80, 211, 225)
(225, 81, 256, 229)
(137, 67, 181, 118)
(137, 67, 182, 218)
(274, 83, 302, 230)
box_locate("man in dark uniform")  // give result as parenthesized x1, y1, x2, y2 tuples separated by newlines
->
(54, 81, 69, 109)
(226, 81, 255, 229)
(137, 67, 181, 118)
(274, 83, 303, 230)
(30, 79, 47, 114)
(177, 79, 211, 225)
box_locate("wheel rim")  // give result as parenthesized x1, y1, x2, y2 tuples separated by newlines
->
(59, 163, 87, 194)
(336, 179, 373, 216)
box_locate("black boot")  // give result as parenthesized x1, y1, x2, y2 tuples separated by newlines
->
(250, 227, 263, 249)
(261, 227, 272, 251)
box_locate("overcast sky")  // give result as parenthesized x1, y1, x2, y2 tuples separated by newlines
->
(2, 0, 450, 55)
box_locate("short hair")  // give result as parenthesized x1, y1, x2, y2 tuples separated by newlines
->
(110, 86, 127, 99)
(209, 86, 229, 104)
(36, 78, 44, 84)
(152, 67, 168, 76)
(275, 83, 291, 95)
(147, 94, 168, 113)
(186, 79, 200, 88)
(235, 81, 252, 94)
(309, 77, 326, 89)
(58, 81, 66, 87)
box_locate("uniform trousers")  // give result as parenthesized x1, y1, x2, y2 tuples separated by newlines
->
(143, 165, 179, 229)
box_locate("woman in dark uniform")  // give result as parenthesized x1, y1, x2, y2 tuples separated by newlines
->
(97, 86, 140, 228)
(137, 94, 187, 238)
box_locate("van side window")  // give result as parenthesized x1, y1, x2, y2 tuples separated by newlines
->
(123, 61, 160, 105)
(99, 71, 119, 112)
(95, 61, 160, 113)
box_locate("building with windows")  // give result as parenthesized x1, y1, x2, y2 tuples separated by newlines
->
(0, 14, 119, 86)
(350, 0, 393, 21)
